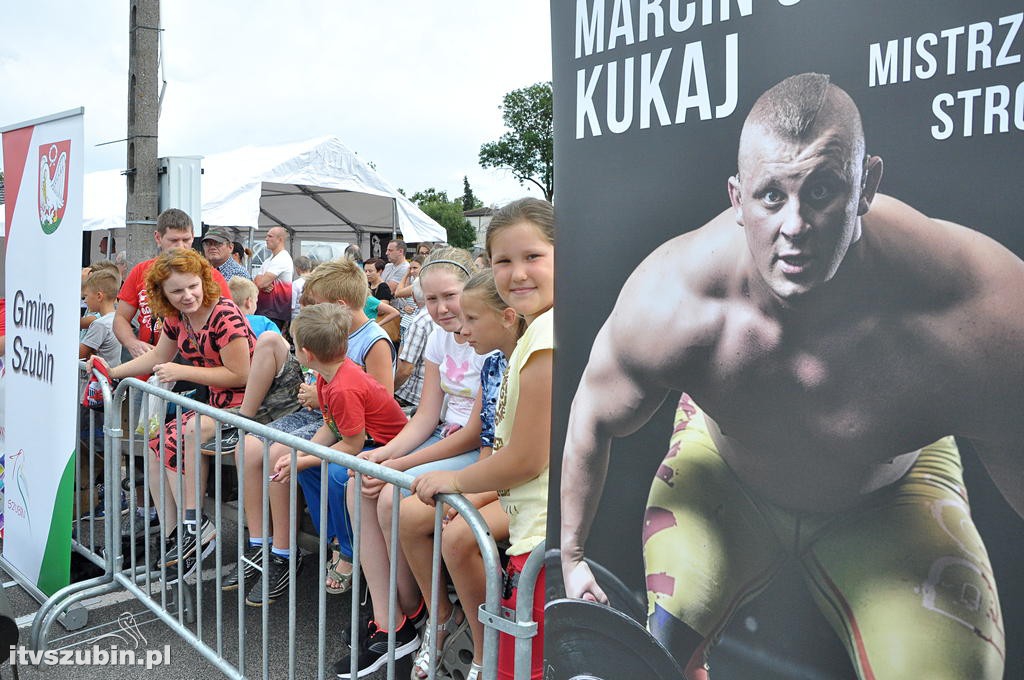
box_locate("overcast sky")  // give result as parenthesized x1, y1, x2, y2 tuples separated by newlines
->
(0, 1, 552, 207)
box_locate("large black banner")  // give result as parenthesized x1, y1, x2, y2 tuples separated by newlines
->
(549, 2, 1024, 677)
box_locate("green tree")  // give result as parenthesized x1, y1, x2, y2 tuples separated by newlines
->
(461, 176, 483, 211)
(412, 188, 477, 249)
(411, 188, 451, 204)
(479, 82, 553, 202)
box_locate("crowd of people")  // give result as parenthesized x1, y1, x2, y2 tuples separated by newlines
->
(82, 199, 553, 680)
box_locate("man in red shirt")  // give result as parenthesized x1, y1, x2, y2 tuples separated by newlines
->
(113, 209, 230, 358)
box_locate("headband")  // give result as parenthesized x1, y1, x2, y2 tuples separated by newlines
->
(420, 259, 470, 276)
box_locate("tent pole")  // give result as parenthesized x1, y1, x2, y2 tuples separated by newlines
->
(248, 226, 255, 274)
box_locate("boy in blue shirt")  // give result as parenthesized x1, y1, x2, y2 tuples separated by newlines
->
(229, 276, 280, 337)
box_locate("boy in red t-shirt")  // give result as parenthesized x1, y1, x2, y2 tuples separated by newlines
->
(283, 303, 406, 456)
(244, 303, 407, 613)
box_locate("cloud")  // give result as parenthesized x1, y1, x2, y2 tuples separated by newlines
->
(2, 1, 551, 207)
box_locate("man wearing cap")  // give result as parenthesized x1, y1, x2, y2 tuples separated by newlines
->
(202, 228, 251, 281)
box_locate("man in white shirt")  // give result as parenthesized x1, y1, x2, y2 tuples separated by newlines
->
(254, 226, 294, 327)
(381, 238, 409, 294)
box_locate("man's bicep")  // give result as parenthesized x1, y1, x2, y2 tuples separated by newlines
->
(262, 256, 287, 277)
(572, 322, 669, 439)
(115, 301, 137, 322)
(573, 362, 668, 441)
(112, 303, 138, 343)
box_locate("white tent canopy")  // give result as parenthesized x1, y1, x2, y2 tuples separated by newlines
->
(83, 169, 125, 232)
(82, 136, 446, 243)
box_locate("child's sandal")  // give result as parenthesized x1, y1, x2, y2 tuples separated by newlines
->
(410, 605, 466, 680)
(325, 549, 352, 595)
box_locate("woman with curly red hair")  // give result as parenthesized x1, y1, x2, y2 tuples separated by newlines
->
(89, 248, 254, 577)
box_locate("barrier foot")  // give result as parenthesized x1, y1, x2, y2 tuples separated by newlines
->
(29, 576, 121, 650)
(1, 556, 104, 643)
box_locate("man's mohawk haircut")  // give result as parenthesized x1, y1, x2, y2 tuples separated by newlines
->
(749, 73, 832, 139)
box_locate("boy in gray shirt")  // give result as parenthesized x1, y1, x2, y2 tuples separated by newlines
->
(80, 268, 123, 367)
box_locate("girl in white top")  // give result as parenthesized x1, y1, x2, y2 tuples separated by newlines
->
(350, 247, 486, 644)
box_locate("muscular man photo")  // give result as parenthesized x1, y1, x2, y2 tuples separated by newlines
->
(559, 73, 1022, 679)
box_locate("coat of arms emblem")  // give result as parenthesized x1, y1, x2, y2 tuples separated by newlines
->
(38, 140, 70, 234)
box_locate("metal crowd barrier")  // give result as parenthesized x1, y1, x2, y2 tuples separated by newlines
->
(28, 370, 544, 680)
(73, 367, 115, 571)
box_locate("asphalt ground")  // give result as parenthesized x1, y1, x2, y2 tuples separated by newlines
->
(3, 508, 421, 680)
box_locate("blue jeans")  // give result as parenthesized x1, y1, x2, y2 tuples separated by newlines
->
(398, 425, 480, 498)
(297, 459, 355, 560)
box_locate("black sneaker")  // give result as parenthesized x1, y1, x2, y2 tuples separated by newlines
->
(408, 600, 428, 631)
(245, 551, 304, 606)
(172, 539, 216, 583)
(155, 528, 176, 561)
(157, 518, 216, 575)
(201, 425, 239, 455)
(333, 618, 420, 679)
(149, 528, 176, 570)
(222, 543, 266, 592)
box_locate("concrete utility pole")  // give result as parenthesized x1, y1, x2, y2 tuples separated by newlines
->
(125, 0, 160, 269)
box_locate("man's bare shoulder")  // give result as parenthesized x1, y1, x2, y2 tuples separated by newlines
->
(864, 195, 1024, 301)
(601, 209, 741, 372)
(622, 208, 740, 303)
(865, 195, 1024, 401)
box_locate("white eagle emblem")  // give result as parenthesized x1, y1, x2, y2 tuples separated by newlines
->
(38, 143, 68, 232)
